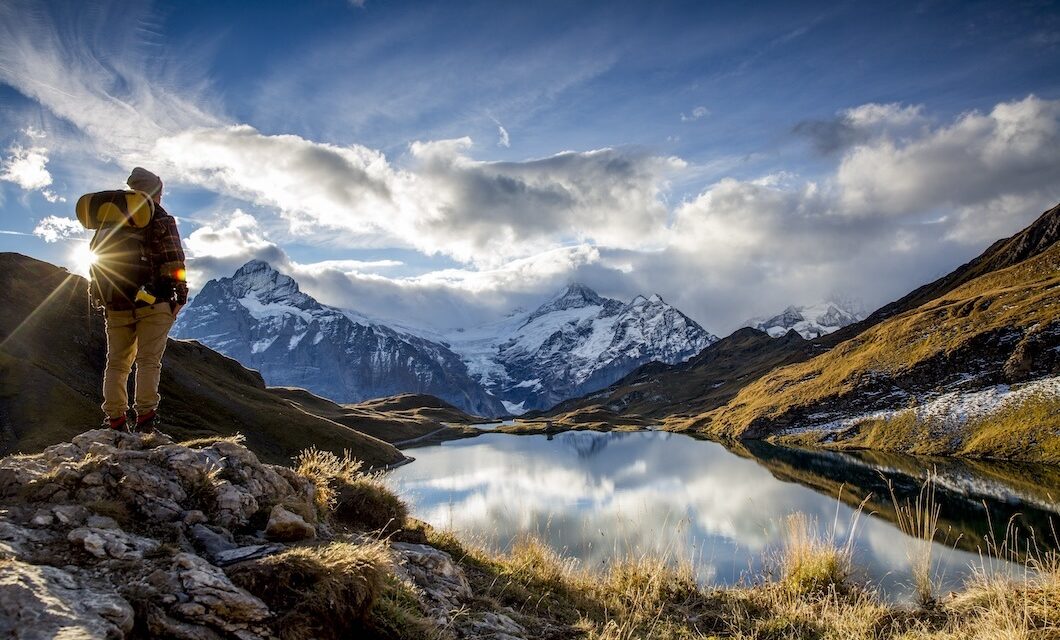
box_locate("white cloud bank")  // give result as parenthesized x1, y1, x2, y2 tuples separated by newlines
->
(157, 127, 684, 267)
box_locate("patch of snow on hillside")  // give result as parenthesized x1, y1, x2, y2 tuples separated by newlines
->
(791, 375, 1060, 435)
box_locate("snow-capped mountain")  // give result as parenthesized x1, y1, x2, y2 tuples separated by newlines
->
(437, 283, 719, 414)
(747, 300, 864, 339)
(171, 260, 506, 417)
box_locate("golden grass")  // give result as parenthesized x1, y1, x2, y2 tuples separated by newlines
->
(777, 512, 856, 597)
(178, 433, 247, 448)
(689, 241, 1060, 458)
(800, 388, 1060, 463)
(889, 475, 943, 606)
(294, 446, 408, 533)
(959, 391, 1060, 463)
(227, 541, 389, 640)
(395, 478, 1060, 640)
(332, 473, 408, 534)
(295, 447, 364, 513)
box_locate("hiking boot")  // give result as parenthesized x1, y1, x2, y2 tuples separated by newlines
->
(135, 409, 159, 434)
(103, 414, 129, 432)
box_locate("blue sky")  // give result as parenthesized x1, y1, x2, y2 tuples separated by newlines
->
(1, 0, 1059, 332)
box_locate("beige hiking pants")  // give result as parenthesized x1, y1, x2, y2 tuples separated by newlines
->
(102, 303, 175, 418)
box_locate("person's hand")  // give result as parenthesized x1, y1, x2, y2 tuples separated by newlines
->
(172, 303, 184, 318)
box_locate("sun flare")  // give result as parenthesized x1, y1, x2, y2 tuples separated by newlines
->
(69, 242, 97, 278)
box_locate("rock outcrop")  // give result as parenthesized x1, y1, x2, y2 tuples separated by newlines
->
(0, 429, 528, 639)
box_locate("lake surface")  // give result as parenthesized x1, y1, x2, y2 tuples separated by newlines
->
(387, 430, 1060, 601)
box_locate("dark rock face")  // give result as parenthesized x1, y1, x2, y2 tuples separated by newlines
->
(173, 261, 506, 417)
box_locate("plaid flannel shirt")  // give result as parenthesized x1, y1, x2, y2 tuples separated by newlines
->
(149, 205, 188, 304)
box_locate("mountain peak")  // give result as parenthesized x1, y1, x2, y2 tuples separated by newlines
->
(556, 282, 603, 304)
(229, 260, 303, 300)
(528, 282, 607, 320)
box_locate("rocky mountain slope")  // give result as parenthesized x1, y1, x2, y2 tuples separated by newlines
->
(747, 299, 864, 339)
(172, 261, 506, 417)
(0, 253, 403, 467)
(679, 204, 1060, 461)
(439, 283, 718, 413)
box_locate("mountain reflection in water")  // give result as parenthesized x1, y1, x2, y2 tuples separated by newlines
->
(387, 431, 1059, 601)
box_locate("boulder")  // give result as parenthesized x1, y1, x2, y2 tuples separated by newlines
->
(392, 542, 471, 622)
(264, 505, 316, 542)
(68, 526, 160, 560)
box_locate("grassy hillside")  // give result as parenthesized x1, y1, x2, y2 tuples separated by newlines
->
(270, 388, 479, 444)
(0, 253, 404, 467)
(679, 237, 1060, 460)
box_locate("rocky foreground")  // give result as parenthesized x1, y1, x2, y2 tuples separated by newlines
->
(3, 429, 1058, 640)
(0, 430, 520, 640)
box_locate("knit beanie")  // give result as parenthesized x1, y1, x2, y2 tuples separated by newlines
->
(127, 167, 163, 199)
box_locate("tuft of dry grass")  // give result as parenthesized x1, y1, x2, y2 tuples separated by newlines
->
(227, 541, 389, 640)
(777, 511, 856, 597)
(333, 473, 408, 534)
(294, 446, 408, 533)
(178, 433, 247, 449)
(889, 473, 943, 606)
(295, 447, 364, 513)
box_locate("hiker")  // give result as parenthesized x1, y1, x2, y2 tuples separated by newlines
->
(85, 167, 188, 433)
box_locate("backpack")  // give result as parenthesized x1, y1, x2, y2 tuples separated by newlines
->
(75, 190, 156, 308)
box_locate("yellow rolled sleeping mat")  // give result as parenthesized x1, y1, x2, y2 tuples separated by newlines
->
(75, 190, 155, 229)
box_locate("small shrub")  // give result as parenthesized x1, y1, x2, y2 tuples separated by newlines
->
(227, 541, 389, 640)
(182, 461, 221, 516)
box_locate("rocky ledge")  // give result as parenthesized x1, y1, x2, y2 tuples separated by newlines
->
(0, 430, 524, 639)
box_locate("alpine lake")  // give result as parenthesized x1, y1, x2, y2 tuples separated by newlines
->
(386, 429, 1060, 601)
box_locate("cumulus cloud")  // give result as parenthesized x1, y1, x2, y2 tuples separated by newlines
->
(163, 96, 1060, 332)
(794, 102, 925, 154)
(33, 215, 85, 243)
(157, 126, 684, 267)
(1, 144, 52, 191)
(837, 96, 1060, 222)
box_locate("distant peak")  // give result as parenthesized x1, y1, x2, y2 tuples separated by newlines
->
(229, 260, 302, 299)
(234, 259, 277, 276)
(528, 282, 606, 320)
(558, 282, 600, 300)
(648, 293, 664, 304)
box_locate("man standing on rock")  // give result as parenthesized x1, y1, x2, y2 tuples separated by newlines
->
(92, 167, 188, 434)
